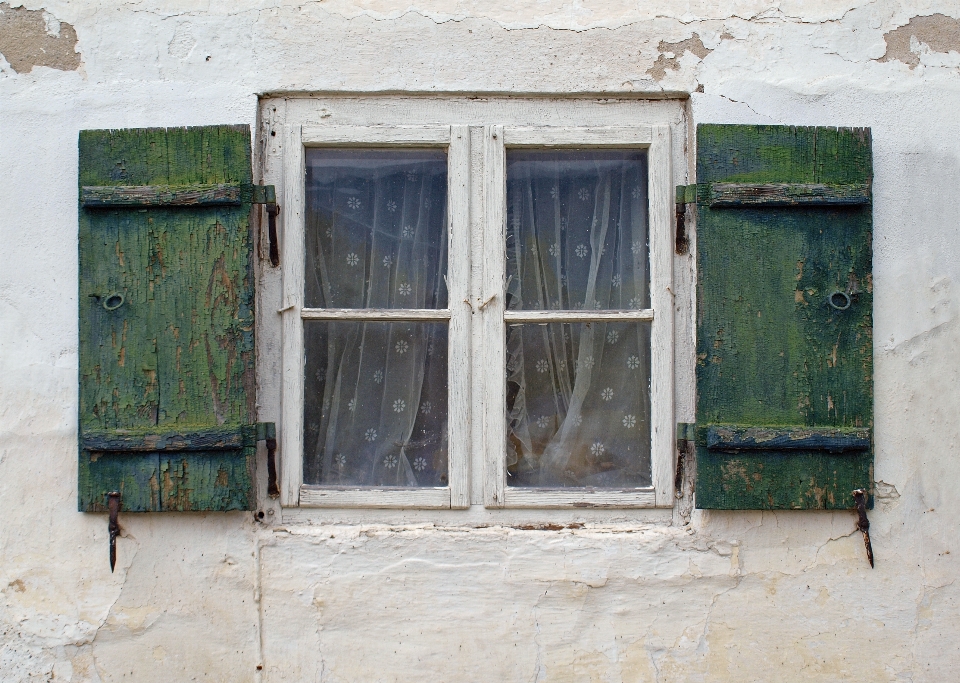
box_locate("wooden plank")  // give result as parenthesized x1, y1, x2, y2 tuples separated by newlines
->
(159, 449, 256, 511)
(78, 125, 257, 512)
(482, 125, 506, 508)
(694, 125, 873, 510)
(503, 126, 653, 147)
(79, 452, 160, 512)
(706, 182, 871, 207)
(503, 487, 656, 509)
(447, 125, 472, 509)
(503, 309, 654, 323)
(300, 308, 451, 321)
(648, 125, 675, 507)
(81, 183, 241, 207)
(299, 486, 451, 509)
(301, 125, 450, 146)
(81, 425, 247, 452)
(280, 124, 306, 506)
(703, 425, 870, 452)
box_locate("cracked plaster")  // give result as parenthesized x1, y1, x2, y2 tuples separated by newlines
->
(1, 0, 960, 680)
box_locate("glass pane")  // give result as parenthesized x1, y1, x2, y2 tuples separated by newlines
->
(303, 321, 448, 486)
(505, 150, 649, 311)
(506, 322, 651, 487)
(305, 149, 448, 309)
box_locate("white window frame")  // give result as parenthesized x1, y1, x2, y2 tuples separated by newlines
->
(279, 124, 471, 509)
(272, 107, 676, 511)
(484, 126, 674, 508)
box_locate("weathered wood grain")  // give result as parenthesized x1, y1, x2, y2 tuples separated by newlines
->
(78, 125, 257, 512)
(81, 425, 249, 452)
(706, 182, 871, 207)
(81, 183, 241, 207)
(694, 125, 874, 510)
(702, 425, 870, 452)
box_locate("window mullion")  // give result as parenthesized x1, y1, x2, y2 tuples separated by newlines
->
(447, 125, 471, 509)
(482, 125, 507, 508)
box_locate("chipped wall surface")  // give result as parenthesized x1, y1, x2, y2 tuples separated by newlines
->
(2, 1, 960, 681)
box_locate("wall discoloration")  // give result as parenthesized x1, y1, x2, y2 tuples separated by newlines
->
(879, 13, 960, 69)
(0, 3, 79, 73)
(648, 34, 713, 81)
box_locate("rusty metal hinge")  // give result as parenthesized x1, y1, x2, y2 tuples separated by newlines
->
(257, 422, 279, 498)
(252, 185, 280, 267)
(107, 491, 121, 572)
(853, 489, 874, 568)
(675, 422, 696, 498)
(674, 185, 698, 255)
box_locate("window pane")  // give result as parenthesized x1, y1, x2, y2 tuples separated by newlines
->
(506, 322, 651, 487)
(505, 150, 649, 311)
(303, 321, 448, 486)
(305, 149, 448, 309)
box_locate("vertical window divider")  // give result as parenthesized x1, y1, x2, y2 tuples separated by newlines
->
(482, 125, 507, 508)
(648, 125, 676, 507)
(448, 125, 471, 509)
(280, 123, 306, 506)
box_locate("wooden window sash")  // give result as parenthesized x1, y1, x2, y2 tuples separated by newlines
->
(484, 125, 675, 509)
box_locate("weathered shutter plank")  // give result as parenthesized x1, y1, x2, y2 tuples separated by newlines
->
(695, 125, 873, 510)
(79, 125, 256, 512)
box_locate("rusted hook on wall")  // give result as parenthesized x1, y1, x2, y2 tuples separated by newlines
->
(852, 489, 874, 568)
(107, 491, 121, 573)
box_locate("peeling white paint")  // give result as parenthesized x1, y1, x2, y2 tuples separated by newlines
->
(2, 0, 960, 680)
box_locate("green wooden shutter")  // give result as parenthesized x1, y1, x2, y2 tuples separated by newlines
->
(78, 125, 259, 512)
(693, 124, 873, 510)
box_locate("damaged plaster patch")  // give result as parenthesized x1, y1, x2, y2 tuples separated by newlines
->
(0, 2, 80, 73)
(879, 14, 960, 69)
(647, 34, 712, 81)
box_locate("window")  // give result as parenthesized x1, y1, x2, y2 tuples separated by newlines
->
(264, 99, 680, 510)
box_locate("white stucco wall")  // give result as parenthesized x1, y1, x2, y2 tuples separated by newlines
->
(2, 1, 960, 680)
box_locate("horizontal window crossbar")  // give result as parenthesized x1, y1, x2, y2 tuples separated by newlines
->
(300, 308, 452, 321)
(504, 309, 654, 323)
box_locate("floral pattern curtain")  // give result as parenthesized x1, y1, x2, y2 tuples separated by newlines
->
(302, 150, 448, 487)
(505, 151, 652, 488)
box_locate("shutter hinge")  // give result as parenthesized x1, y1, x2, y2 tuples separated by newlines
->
(674, 184, 698, 255)
(675, 422, 696, 498)
(256, 422, 279, 498)
(252, 185, 280, 267)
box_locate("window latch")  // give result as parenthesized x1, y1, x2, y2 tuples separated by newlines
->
(853, 489, 874, 568)
(107, 491, 121, 572)
(253, 185, 280, 267)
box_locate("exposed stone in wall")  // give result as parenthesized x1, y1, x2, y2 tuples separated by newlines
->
(0, 3, 79, 73)
(647, 34, 713, 81)
(879, 13, 960, 69)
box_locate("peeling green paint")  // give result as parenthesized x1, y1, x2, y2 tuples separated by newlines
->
(695, 125, 873, 510)
(78, 125, 256, 512)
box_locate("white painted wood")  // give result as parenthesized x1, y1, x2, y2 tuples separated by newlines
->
(299, 486, 451, 509)
(301, 125, 450, 146)
(300, 308, 451, 321)
(503, 126, 653, 147)
(503, 309, 654, 323)
(468, 125, 486, 507)
(502, 488, 656, 509)
(648, 125, 676, 507)
(482, 125, 506, 508)
(280, 124, 306, 507)
(447, 125, 472, 509)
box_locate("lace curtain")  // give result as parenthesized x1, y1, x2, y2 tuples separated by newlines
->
(505, 151, 653, 487)
(302, 150, 448, 486)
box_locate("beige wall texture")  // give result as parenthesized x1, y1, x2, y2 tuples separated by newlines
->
(2, 1, 960, 681)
